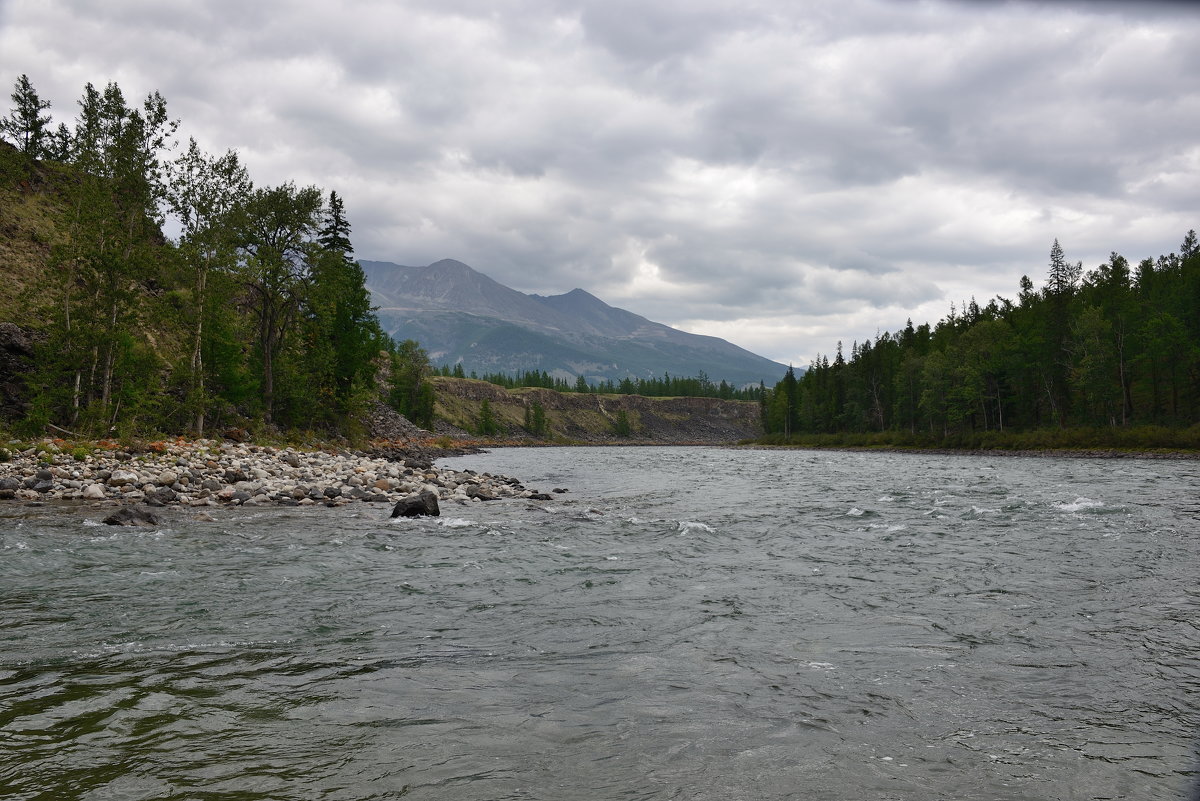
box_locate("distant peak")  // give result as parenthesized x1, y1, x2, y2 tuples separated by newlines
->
(427, 258, 472, 270)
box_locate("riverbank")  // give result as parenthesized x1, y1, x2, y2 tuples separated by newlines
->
(740, 443, 1200, 460)
(0, 437, 558, 509)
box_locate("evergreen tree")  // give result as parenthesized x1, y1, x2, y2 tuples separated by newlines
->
(1, 74, 52, 158)
(308, 190, 385, 416)
(477, 398, 499, 436)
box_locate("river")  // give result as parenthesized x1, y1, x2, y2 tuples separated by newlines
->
(2, 446, 1198, 799)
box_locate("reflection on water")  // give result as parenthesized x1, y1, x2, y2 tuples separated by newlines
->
(2, 447, 1198, 800)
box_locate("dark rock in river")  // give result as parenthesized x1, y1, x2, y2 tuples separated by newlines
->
(146, 486, 178, 506)
(466, 485, 499, 501)
(103, 506, 166, 527)
(391, 490, 440, 518)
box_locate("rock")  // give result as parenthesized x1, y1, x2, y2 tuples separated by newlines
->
(102, 506, 165, 527)
(81, 483, 107, 499)
(0, 322, 33, 355)
(146, 486, 178, 506)
(466, 485, 500, 501)
(107, 469, 139, 487)
(529, 493, 553, 501)
(0, 477, 20, 492)
(157, 470, 178, 485)
(391, 490, 440, 518)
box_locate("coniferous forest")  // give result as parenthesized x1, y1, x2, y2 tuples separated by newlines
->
(761, 234, 1200, 450)
(0, 74, 391, 439)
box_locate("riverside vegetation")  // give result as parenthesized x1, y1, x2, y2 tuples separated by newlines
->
(759, 235, 1200, 453)
(0, 74, 395, 441)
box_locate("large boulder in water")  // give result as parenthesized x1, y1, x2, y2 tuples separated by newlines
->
(102, 506, 166, 527)
(391, 490, 440, 518)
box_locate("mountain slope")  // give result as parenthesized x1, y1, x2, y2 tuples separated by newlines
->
(360, 259, 788, 386)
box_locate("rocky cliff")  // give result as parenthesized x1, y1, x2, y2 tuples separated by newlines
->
(431, 377, 762, 444)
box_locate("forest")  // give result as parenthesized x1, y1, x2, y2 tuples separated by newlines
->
(438, 364, 765, 402)
(0, 74, 391, 439)
(761, 234, 1200, 450)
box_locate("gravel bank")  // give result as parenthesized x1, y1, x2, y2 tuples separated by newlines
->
(0, 439, 554, 509)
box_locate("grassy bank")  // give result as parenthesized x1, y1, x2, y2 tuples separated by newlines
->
(750, 424, 1200, 456)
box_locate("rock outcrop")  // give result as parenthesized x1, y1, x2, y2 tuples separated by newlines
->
(432, 377, 762, 444)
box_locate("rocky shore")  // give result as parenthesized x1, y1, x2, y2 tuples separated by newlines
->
(0, 438, 555, 512)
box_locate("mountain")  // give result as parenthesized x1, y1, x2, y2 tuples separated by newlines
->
(359, 259, 788, 387)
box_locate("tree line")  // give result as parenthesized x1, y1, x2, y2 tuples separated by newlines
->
(762, 233, 1200, 448)
(441, 365, 765, 401)
(1, 74, 390, 438)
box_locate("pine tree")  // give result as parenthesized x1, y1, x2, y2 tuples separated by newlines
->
(1, 74, 52, 158)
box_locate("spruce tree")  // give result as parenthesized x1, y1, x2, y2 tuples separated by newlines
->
(1, 74, 52, 158)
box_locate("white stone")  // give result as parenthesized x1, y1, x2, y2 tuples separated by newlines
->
(107, 469, 139, 487)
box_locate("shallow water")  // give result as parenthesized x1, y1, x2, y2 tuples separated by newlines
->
(2, 447, 1198, 799)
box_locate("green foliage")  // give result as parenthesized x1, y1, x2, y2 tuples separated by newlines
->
(612, 409, 632, 437)
(388, 339, 435, 429)
(1, 74, 52, 158)
(524, 400, 548, 437)
(461, 367, 766, 401)
(760, 233, 1200, 448)
(476, 398, 500, 436)
(3, 74, 389, 440)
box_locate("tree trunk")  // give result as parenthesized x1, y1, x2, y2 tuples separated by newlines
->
(191, 266, 207, 436)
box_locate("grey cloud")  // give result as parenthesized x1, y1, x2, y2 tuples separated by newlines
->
(1, 0, 1196, 365)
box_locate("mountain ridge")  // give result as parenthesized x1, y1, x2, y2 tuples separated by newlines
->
(361, 258, 788, 387)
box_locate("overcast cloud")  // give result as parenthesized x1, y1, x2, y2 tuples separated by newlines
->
(2, 0, 1197, 366)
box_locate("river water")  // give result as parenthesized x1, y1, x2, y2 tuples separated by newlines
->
(1, 446, 1198, 800)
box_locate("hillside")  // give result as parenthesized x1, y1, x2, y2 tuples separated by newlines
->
(430, 376, 761, 444)
(0, 141, 72, 325)
(361, 259, 788, 387)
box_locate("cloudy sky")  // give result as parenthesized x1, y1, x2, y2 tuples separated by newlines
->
(2, 0, 1197, 366)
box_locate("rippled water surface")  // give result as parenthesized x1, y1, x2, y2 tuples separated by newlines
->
(2, 447, 1199, 800)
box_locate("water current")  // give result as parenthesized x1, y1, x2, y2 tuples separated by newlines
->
(2, 446, 1198, 800)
